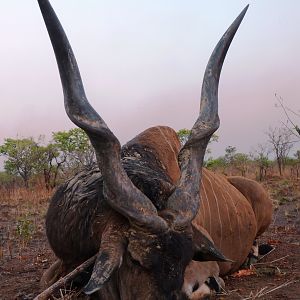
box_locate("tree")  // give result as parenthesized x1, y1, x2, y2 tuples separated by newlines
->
(0, 138, 40, 188)
(205, 157, 226, 173)
(251, 144, 272, 181)
(222, 146, 251, 176)
(34, 143, 65, 190)
(176, 129, 218, 161)
(52, 128, 96, 172)
(233, 153, 249, 177)
(224, 146, 236, 165)
(0, 129, 96, 188)
(289, 150, 300, 179)
(267, 127, 294, 176)
(295, 150, 300, 178)
(177, 128, 191, 146)
(206, 146, 237, 174)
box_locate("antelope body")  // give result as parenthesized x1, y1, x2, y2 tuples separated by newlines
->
(37, 1, 272, 299)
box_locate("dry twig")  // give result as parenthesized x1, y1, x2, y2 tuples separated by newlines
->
(34, 255, 97, 300)
(256, 246, 276, 262)
(242, 280, 296, 299)
(253, 254, 289, 266)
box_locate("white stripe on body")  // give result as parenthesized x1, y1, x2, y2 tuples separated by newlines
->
(224, 184, 242, 251)
(205, 172, 223, 249)
(210, 174, 233, 241)
(200, 180, 212, 234)
(157, 127, 178, 171)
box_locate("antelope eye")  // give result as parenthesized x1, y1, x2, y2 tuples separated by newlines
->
(128, 251, 144, 267)
(192, 282, 199, 292)
(131, 257, 142, 266)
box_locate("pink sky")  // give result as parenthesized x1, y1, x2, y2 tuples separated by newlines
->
(0, 0, 299, 169)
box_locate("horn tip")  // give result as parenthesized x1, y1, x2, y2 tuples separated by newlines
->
(229, 4, 249, 35)
(240, 4, 250, 18)
(83, 281, 102, 295)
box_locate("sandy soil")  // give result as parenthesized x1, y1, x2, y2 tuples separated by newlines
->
(0, 177, 299, 299)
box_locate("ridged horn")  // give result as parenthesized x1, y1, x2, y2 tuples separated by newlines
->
(167, 5, 249, 228)
(83, 217, 126, 295)
(37, 0, 168, 232)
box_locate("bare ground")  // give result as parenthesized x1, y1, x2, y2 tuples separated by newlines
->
(0, 177, 299, 299)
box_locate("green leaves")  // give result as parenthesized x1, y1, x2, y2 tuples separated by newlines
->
(52, 128, 90, 153)
(177, 129, 191, 146)
(52, 128, 95, 170)
(16, 214, 35, 242)
(0, 128, 95, 188)
(0, 138, 40, 187)
(177, 129, 218, 153)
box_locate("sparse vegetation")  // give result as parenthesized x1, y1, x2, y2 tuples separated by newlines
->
(0, 128, 96, 190)
(16, 214, 35, 245)
(1, 130, 300, 299)
(1, 156, 300, 299)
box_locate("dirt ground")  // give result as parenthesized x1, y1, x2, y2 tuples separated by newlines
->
(0, 177, 299, 299)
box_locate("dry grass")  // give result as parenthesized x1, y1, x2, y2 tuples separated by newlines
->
(1, 173, 300, 299)
(241, 280, 296, 299)
(219, 280, 297, 300)
(0, 185, 52, 205)
(0, 185, 52, 260)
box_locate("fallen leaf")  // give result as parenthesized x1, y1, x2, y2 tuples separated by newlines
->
(231, 269, 256, 278)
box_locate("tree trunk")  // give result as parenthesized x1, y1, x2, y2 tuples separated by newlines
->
(24, 180, 28, 188)
(22, 176, 29, 189)
(43, 169, 51, 190)
(277, 158, 282, 176)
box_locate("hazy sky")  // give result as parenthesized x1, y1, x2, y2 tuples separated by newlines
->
(0, 0, 300, 165)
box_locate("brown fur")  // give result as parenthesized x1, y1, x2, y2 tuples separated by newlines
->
(135, 128, 270, 275)
(126, 126, 181, 183)
(131, 127, 271, 275)
(197, 170, 258, 275)
(227, 176, 273, 236)
(43, 126, 272, 298)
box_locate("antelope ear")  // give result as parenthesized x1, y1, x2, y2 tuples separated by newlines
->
(83, 249, 123, 295)
(193, 241, 232, 262)
(192, 225, 233, 262)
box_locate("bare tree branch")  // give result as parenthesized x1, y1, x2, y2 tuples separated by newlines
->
(266, 126, 294, 176)
(275, 93, 300, 137)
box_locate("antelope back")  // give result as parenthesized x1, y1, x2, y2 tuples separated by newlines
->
(227, 176, 273, 237)
(123, 126, 181, 184)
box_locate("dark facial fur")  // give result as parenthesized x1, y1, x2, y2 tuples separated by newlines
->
(123, 228, 194, 299)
